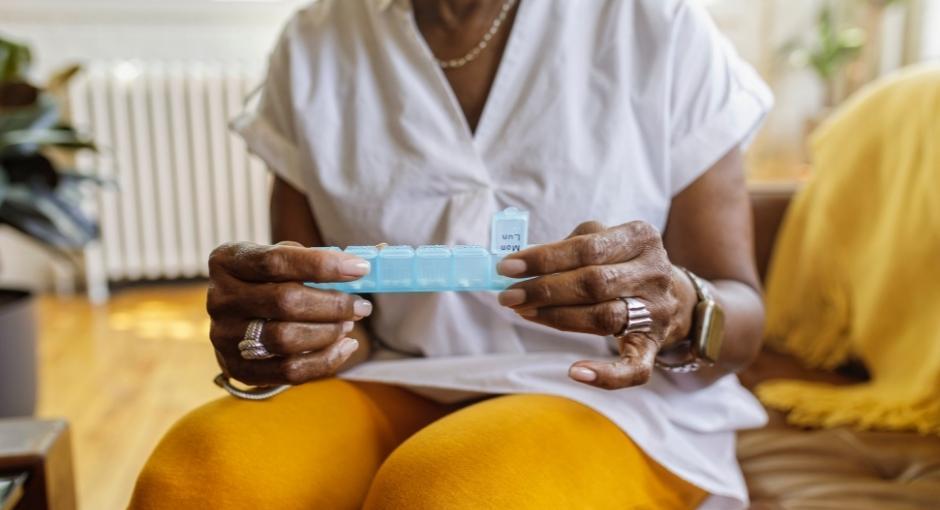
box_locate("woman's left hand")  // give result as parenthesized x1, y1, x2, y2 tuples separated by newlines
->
(496, 220, 695, 390)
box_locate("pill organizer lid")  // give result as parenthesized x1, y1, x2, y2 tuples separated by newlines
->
(378, 245, 415, 257)
(416, 245, 452, 257)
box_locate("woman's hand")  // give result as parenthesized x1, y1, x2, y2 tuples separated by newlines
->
(207, 241, 373, 387)
(496, 221, 697, 390)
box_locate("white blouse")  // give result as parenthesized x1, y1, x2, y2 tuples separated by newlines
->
(233, 0, 773, 508)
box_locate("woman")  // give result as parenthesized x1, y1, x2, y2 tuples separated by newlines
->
(131, 0, 771, 508)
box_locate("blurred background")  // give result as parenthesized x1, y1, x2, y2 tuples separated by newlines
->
(0, 0, 938, 508)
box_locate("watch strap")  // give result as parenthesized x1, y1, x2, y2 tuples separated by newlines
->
(677, 265, 712, 302)
(654, 266, 712, 373)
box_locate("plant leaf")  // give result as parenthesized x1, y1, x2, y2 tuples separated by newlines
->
(0, 93, 59, 132)
(57, 170, 116, 189)
(0, 153, 59, 188)
(0, 36, 32, 83)
(40, 186, 99, 240)
(0, 128, 96, 156)
(0, 81, 39, 109)
(0, 184, 98, 248)
(837, 28, 867, 50)
(0, 192, 78, 248)
(0, 163, 7, 208)
(45, 64, 82, 96)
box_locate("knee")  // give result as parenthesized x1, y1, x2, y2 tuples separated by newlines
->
(131, 379, 390, 510)
(362, 395, 562, 509)
(129, 398, 272, 509)
(362, 433, 474, 510)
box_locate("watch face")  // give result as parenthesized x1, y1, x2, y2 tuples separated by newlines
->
(694, 300, 724, 364)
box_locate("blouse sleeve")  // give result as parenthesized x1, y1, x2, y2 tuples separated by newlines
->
(667, 1, 773, 196)
(230, 23, 306, 192)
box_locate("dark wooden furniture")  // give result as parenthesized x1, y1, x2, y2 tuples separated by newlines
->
(748, 182, 796, 282)
(0, 419, 75, 510)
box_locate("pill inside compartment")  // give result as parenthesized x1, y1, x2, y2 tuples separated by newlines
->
(377, 246, 415, 289)
(415, 245, 453, 290)
(453, 245, 492, 290)
(343, 246, 379, 291)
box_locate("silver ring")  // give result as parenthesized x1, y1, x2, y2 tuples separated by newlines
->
(240, 348, 273, 360)
(238, 339, 264, 351)
(239, 319, 272, 360)
(617, 297, 652, 337)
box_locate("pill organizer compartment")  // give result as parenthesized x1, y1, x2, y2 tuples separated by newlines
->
(453, 245, 491, 289)
(416, 246, 453, 289)
(378, 246, 415, 289)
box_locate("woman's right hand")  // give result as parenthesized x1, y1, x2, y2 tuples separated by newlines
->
(207, 241, 373, 387)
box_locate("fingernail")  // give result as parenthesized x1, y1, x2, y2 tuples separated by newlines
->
(497, 259, 527, 277)
(354, 299, 373, 318)
(569, 367, 597, 382)
(341, 258, 371, 277)
(339, 338, 359, 358)
(498, 289, 526, 307)
(517, 308, 538, 318)
(342, 321, 354, 334)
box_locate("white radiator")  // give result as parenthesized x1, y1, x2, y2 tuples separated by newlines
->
(68, 60, 272, 290)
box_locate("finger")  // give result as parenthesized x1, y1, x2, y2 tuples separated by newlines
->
(520, 300, 630, 336)
(261, 320, 354, 355)
(209, 242, 371, 283)
(568, 333, 659, 389)
(566, 221, 607, 238)
(220, 337, 360, 386)
(497, 221, 660, 278)
(207, 281, 372, 322)
(216, 319, 353, 356)
(213, 319, 345, 357)
(499, 261, 664, 309)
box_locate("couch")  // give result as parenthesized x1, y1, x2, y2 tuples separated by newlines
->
(738, 185, 940, 510)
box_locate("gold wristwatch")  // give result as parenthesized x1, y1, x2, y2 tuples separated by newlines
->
(654, 267, 724, 373)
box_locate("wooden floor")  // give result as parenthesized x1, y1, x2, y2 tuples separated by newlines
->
(36, 282, 219, 510)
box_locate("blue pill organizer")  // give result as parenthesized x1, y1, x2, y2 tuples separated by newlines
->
(306, 208, 530, 293)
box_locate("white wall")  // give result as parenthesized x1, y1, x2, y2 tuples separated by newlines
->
(0, 0, 303, 291)
(922, 0, 940, 61)
(0, 0, 307, 81)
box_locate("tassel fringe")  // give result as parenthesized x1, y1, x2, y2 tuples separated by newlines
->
(757, 381, 940, 436)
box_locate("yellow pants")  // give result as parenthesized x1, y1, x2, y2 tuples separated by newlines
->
(130, 379, 706, 509)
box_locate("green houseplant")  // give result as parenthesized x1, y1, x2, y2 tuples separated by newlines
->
(0, 35, 106, 417)
(784, 0, 910, 108)
(784, 4, 866, 108)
